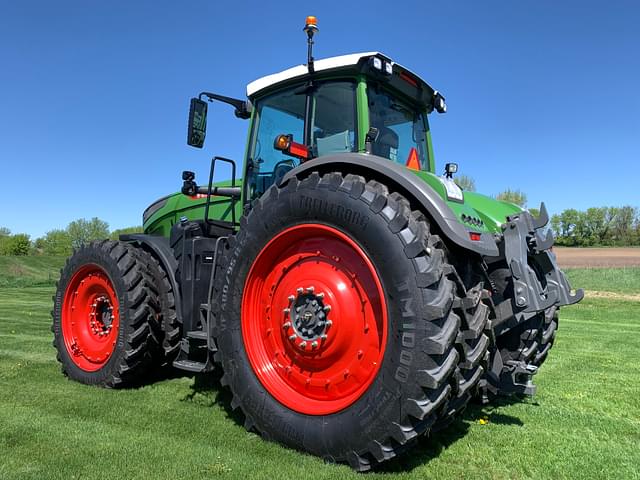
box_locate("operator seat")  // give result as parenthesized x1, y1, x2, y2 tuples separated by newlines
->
(371, 126, 399, 162)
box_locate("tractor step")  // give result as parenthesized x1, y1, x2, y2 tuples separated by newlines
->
(172, 359, 208, 373)
(186, 330, 208, 340)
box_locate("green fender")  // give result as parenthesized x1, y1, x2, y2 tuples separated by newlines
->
(281, 153, 500, 257)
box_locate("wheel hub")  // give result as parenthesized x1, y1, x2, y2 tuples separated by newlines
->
(284, 287, 332, 349)
(90, 295, 114, 336)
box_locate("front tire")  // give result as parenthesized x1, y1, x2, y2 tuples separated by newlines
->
(214, 172, 468, 470)
(52, 240, 160, 387)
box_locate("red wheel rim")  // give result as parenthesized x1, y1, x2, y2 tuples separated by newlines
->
(242, 224, 388, 415)
(61, 264, 120, 372)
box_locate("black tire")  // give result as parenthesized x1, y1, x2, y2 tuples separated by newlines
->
(481, 267, 560, 400)
(488, 265, 541, 367)
(432, 270, 490, 431)
(145, 254, 181, 362)
(532, 305, 559, 367)
(489, 265, 559, 368)
(52, 240, 160, 387)
(213, 172, 472, 471)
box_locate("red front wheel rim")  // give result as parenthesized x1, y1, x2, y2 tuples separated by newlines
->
(242, 224, 388, 415)
(61, 264, 120, 372)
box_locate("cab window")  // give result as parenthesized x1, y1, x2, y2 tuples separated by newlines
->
(247, 88, 305, 199)
(367, 87, 428, 170)
(247, 81, 357, 200)
(311, 81, 357, 157)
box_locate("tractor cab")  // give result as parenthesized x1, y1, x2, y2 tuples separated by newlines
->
(243, 51, 446, 201)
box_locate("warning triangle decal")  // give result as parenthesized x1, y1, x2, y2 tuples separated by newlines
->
(406, 147, 420, 170)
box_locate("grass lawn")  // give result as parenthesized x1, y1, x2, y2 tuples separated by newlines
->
(1, 260, 639, 479)
(565, 267, 640, 294)
(0, 256, 65, 288)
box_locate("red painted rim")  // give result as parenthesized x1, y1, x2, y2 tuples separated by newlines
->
(242, 224, 388, 415)
(61, 264, 120, 372)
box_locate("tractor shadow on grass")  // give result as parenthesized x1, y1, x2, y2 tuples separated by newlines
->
(375, 395, 534, 473)
(139, 362, 196, 386)
(179, 371, 536, 473)
(179, 368, 247, 426)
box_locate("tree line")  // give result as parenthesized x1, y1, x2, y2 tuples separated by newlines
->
(0, 219, 142, 256)
(550, 206, 639, 247)
(453, 177, 639, 247)
(2, 201, 638, 256)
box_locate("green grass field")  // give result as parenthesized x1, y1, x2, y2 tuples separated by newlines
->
(1, 257, 639, 479)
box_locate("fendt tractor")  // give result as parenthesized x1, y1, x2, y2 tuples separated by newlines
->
(52, 17, 583, 471)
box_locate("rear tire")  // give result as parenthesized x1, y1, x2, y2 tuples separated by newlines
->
(52, 240, 160, 387)
(532, 305, 559, 367)
(214, 172, 475, 470)
(482, 267, 560, 400)
(146, 254, 181, 362)
(433, 268, 489, 431)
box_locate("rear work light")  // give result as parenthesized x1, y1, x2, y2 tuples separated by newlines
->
(273, 134, 309, 161)
(370, 56, 392, 76)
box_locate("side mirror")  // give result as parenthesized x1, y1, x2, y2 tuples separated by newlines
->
(187, 98, 208, 148)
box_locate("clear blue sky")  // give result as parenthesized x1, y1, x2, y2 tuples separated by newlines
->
(1, 1, 638, 238)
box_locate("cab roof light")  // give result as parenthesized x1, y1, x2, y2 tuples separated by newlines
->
(433, 91, 447, 114)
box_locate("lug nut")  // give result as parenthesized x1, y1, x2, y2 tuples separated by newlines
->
(316, 292, 324, 299)
(283, 307, 290, 314)
(288, 295, 295, 302)
(288, 334, 297, 341)
(311, 341, 318, 349)
(299, 341, 307, 349)
(306, 286, 315, 293)
(323, 305, 331, 312)
(283, 321, 291, 329)
(320, 334, 328, 341)
(296, 287, 304, 294)
(325, 320, 333, 327)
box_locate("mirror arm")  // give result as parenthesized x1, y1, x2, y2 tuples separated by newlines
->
(200, 92, 251, 119)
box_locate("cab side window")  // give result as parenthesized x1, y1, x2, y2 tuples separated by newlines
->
(312, 81, 357, 157)
(248, 89, 305, 199)
(368, 87, 428, 170)
(247, 81, 358, 200)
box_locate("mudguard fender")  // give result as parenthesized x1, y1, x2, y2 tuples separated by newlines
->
(281, 153, 499, 256)
(120, 233, 183, 323)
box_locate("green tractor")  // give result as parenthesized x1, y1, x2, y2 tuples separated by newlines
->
(52, 17, 583, 471)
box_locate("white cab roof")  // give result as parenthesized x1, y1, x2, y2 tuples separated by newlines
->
(246, 52, 384, 98)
